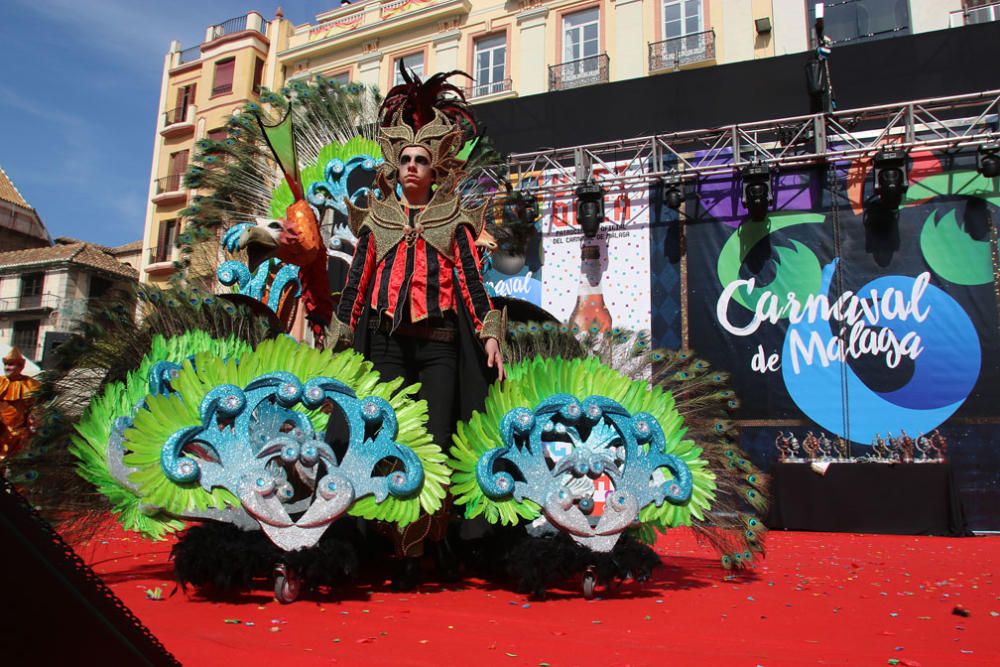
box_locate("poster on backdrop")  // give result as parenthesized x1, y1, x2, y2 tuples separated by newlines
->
(531, 162, 652, 332)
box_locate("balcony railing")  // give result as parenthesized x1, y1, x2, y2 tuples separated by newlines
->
(178, 45, 201, 64)
(950, 2, 1000, 26)
(163, 106, 188, 126)
(649, 29, 716, 72)
(155, 174, 184, 195)
(147, 245, 174, 265)
(466, 78, 513, 99)
(210, 14, 248, 39)
(0, 292, 60, 313)
(209, 13, 269, 40)
(18, 294, 42, 309)
(549, 53, 610, 92)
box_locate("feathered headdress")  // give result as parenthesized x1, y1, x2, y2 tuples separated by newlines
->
(374, 64, 479, 196)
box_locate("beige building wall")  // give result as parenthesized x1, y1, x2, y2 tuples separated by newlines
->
(911, 0, 963, 33)
(140, 11, 272, 287)
(138, 1, 981, 277)
(772, 0, 808, 55)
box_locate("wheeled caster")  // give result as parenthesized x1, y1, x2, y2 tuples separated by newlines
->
(273, 563, 301, 604)
(582, 566, 597, 600)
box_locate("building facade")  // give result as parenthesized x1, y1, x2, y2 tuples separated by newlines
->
(140, 0, 985, 284)
(140, 11, 273, 286)
(0, 240, 139, 364)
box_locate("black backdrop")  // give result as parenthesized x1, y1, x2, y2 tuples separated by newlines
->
(476, 21, 1000, 154)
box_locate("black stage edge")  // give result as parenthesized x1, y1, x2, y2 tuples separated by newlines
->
(477, 22, 1000, 154)
(0, 480, 180, 665)
(765, 463, 969, 537)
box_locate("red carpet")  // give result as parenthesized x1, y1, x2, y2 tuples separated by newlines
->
(79, 527, 999, 666)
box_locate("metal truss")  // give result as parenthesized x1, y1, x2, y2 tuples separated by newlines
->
(485, 89, 1000, 196)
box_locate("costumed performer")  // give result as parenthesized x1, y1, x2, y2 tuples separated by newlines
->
(326, 101, 505, 588)
(0, 347, 41, 462)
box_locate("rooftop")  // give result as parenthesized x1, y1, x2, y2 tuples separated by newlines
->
(0, 241, 139, 280)
(0, 164, 32, 210)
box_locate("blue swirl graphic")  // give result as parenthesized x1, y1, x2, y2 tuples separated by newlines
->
(782, 260, 980, 443)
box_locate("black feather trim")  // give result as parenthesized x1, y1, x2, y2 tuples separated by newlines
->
(171, 522, 360, 595)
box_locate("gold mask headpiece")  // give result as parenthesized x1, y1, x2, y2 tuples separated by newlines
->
(375, 109, 466, 195)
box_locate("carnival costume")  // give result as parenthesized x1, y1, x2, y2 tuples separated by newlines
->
(11, 71, 770, 602)
(324, 96, 505, 581)
(0, 347, 40, 461)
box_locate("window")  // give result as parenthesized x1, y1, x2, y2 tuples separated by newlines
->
(89, 276, 112, 300)
(170, 84, 196, 124)
(393, 53, 424, 86)
(154, 219, 179, 263)
(213, 58, 236, 96)
(12, 320, 40, 359)
(807, 1, 910, 46)
(473, 34, 507, 97)
(663, 0, 703, 39)
(563, 8, 600, 64)
(329, 72, 350, 86)
(253, 58, 265, 94)
(19, 273, 43, 309)
(165, 150, 188, 191)
(208, 127, 228, 142)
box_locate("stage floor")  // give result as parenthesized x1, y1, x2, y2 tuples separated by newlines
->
(80, 527, 999, 666)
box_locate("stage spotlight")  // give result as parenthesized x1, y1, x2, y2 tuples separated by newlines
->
(741, 162, 773, 222)
(502, 189, 538, 226)
(872, 149, 908, 209)
(663, 174, 683, 210)
(576, 181, 605, 238)
(977, 144, 999, 179)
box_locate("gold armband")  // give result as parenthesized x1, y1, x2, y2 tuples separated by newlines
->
(479, 307, 507, 342)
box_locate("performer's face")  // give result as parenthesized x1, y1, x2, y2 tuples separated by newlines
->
(4, 360, 22, 376)
(399, 146, 434, 201)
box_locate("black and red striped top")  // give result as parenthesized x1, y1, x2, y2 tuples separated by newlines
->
(336, 216, 494, 335)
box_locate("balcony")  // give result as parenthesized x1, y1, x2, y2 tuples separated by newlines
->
(649, 29, 716, 73)
(283, 0, 471, 56)
(950, 2, 1000, 27)
(466, 78, 514, 100)
(160, 105, 195, 137)
(549, 53, 610, 92)
(0, 292, 60, 314)
(152, 174, 186, 205)
(178, 45, 201, 64)
(209, 13, 269, 41)
(144, 245, 176, 275)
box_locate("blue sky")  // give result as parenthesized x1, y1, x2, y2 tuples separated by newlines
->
(0, 1, 332, 247)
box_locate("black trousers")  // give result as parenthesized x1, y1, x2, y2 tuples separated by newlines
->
(367, 330, 458, 451)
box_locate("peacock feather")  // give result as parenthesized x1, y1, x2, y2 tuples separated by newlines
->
(68, 331, 253, 539)
(463, 322, 769, 568)
(122, 335, 449, 530)
(451, 356, 716, 530)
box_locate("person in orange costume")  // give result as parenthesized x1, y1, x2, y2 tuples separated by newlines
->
(0, 347, 41, 462)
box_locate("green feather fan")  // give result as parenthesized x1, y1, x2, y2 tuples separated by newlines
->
(450, 356, 717, 530)
(68, 331, 254, 539)
(122, 335, 449, 529)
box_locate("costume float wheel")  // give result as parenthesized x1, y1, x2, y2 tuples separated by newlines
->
(582, 566, 597, 600)
(273, 563, 301, 604)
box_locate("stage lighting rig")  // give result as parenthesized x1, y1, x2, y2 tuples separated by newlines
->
(741, 162, 773, 222)
(501, 183, 539, 226)
(576, 181, 606, 238)
(872, 149, 908, 209)
(977, 144, 999, 179)
(663, 173, 683, 210)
